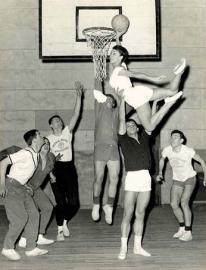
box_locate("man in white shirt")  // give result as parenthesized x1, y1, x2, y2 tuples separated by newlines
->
(47, 81, 84, 241)
(0, 129, 48, 260)
(156, 130, 206, 241)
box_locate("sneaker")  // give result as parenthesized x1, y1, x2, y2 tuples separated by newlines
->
(133, 246, 151, 257)
(173, 227, 185, 238)
(1, 248, 21, 260)
(57, 231, 65, 242)
(37, 234, 54, 245)
(118, 247, 127, 260)
(91, 204, 100, 221)
(25, 247, 48, 257)
(103, 204, 113, 225)
(18, 237, 27, 248)
(179, 231, 193, 242)
(165, 91, 183, 104)
(63, 223, 70, 237)
(173, 58, 186, 75)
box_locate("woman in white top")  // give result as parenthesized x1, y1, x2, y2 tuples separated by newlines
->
(47, 81, 84, 242)
(109, 38, 186, 133)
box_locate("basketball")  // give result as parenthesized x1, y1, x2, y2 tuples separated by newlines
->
(111, 14, 130, 34)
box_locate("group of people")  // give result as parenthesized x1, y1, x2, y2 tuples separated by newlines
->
(1, 38, 206, 262)
(0, 82, 84, 260)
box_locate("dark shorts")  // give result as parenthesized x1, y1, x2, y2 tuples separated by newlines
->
(173, 176, 196, 187)
(94, 143, 119, 162)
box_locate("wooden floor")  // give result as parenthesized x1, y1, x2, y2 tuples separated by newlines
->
(0, 204, 206, 270)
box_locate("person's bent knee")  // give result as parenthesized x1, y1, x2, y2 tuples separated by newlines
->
(180, 199, 189, 209)
(170, 200, 179, 210)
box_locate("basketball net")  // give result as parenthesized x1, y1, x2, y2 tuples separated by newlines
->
(83, 27, 116, 81)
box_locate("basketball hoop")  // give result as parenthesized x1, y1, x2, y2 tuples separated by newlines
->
(83, 27, 116, 81)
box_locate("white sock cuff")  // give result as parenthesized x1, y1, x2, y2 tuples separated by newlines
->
(134, 235, 142, 245)
(58, 226, 63, 232)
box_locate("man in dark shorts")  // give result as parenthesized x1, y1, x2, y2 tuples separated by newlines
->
(156, 130, 206, 241)
(91, 79, 120, 225)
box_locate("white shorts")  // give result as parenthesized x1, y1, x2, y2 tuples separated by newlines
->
(125, 170, 151, 192)
(124, 86, 153, 109)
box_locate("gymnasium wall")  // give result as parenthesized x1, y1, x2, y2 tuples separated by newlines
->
(0, 0, 205, 205)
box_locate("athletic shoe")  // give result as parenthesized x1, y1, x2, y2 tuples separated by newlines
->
(63, 223, 70, 237)
(103, 204, 113, 225)
(1, 248, 21, 260)
(179, 231, 193, 242)
(173, 227, 185, 238)
(57, 231, 65, 242)
(133, 246, 151, 257)
(118, 247, 127, 260)
(91, 204, 100, 221)
(37, 234, 54, 245)
(18, 237, 27, 248)
(173, 58, 186, 75)
(25, 247, 48, 256)
(164, 91, 183, 104)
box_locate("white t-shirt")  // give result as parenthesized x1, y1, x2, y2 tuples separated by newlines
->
(47, 125, 73, 162)
(162, 145, 196, 181)
(93, 90, 107, 103)
(109, 65, 132, 92)
(8, 148, 38, 185)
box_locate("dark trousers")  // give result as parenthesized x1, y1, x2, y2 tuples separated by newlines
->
(3, 178, 39, 250)
(51, 161, 80, 226)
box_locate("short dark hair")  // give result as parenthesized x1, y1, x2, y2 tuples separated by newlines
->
(171, 129, 186, 144)
(23, 129, 38, 146)
(126, 119, 137, 126)
(105, 94, 117, 108)
(48, 114, 65, 129)
(112, 45, 129, 63)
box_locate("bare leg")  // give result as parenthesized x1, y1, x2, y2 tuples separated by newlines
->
(181, 182, 196, 226)
(118, 191, 137, 260)
(93, 161, 106, 198)
(102, 160, 120, 225)
(170, 185, 184, 223)
(150, 59, 186, 101)
(91, 161, 106, 221)
(133, 191, 151, 257)
(136, 99, 178, 132)
(107, 160, 120, 199)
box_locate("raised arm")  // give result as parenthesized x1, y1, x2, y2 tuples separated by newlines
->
(118, 69, 167, 85)
(93, 78, 107, 103)
(193, 154, 206, 186)
(118, 91, 126, 135)
(68, 81, 84, 132)
(115, 31, 124, 45)
(156, 153, 166, 183)
(0, 157, 11, 197)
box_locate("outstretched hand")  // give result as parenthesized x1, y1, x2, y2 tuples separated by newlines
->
(75, 81, 85, 96)
(115, 30, 124, 43)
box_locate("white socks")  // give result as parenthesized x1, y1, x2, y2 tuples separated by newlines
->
(118, 237, 128, 260)
(58, 225, 63, 233)
(133, 235, 151, 257)
(121, 237, 128, 250)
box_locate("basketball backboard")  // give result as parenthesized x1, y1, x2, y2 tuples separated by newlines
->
(39, 0, 161, 61)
